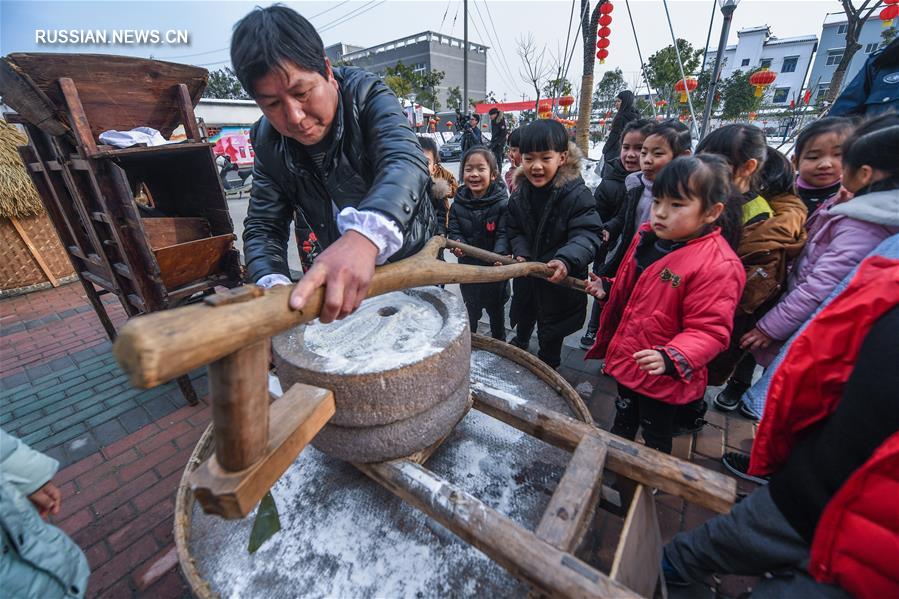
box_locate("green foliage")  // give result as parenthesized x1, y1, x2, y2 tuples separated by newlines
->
(592, 68, 627, 114)
(542, 77, 574, 100)
(882, 26, 897, 48)
(203, 67, 250, 100)
(719, 70, 762, 120)
(383, 61, 446, 111)
(446, 86, 462, 112)
(644, 39, 703, 108)
(693, 69, 718, 114)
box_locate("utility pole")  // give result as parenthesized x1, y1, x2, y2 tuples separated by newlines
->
(700, 0, 740, 139)
(463, 0, 469, 114)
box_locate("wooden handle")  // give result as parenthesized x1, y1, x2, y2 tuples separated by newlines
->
(113, 237, 566, 389)
(444, 239, 587, 292)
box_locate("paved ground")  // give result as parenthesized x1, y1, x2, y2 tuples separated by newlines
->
(0, 278, 761, 598)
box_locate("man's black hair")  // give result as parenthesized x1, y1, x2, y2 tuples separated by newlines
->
(417, 135, 440, 164)
(488, 107, 499, 116)
(470, 113, 481, 123)
(519, 119, 568, 154)
(231, 4, 328, 98)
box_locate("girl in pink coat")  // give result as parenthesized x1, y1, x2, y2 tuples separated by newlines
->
(585, 155, 746, 453)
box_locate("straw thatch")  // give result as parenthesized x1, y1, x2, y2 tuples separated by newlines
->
(0, 120, 43, 219)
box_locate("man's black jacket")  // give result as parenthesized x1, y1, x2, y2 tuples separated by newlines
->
(242, 67, 436, 282)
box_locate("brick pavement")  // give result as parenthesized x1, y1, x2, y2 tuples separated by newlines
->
(2, 282, 762, 598)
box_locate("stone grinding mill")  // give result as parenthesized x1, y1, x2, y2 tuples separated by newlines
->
(113, 237, 738, 598)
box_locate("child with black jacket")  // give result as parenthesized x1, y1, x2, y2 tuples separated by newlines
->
(506, 120, 603, 368)
(448, 147, 510, 339)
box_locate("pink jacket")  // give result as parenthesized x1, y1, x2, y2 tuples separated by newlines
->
(755, 189, 899, 365)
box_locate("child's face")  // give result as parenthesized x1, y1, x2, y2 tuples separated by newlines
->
(620, 131, 645, 172)
(522, 150, 566, 188)
(651, 193, 723, 242)
(463, 153, 495, 196)
(423, 150, 437, 176)
(640, 134, 675, 181)
(508, 146, 521, 167)
(794, 132, 844, 188)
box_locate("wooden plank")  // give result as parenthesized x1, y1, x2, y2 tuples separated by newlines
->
(0, 58, 70, 136)
(126, 293, 146, 311)
(142, 217, 211, 249)
(7, 53, 208, 139)
(471, 386, 737, 514)
(175, 83, 202, 141)
(209, 341, 270, 471)
(57, 77, 97, 155)
(190, 382, 335, 519)
(611, 485, 665, 599)
(91, 211, 112, 224)
(80, 270, 114, 290)
(112, 262, 133, 280)
(357, 459, 639, 598)
(91, 141, 213, 160)
(153, 233, 235, 290)
(9, 216, 59, 287)
(535, 433, 607, 552)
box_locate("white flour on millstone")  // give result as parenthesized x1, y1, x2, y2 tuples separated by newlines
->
(293, 290, 460, 374)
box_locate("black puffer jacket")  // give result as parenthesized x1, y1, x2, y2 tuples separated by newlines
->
(449, 182, 510, 306)
(506, 144, 603, 338)
(591, 157, 629, 267)
(243, 67, 436, 282)
(601, 175, 646, 277)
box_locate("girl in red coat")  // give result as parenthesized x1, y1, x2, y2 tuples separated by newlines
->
(585, 155, 746, 453)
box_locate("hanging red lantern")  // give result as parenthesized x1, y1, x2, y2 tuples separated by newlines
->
(446, 121, 453, 128)
(597, 38, 610, 49)
(674, 77, 698, 103)
(598, 26, 612, 38)
(596, 48, 609, 63)
(655, 99, 667, 107)
(599, 14, 612, 26)
(599, 2, 614, 14)
(881, 3, 899, 26)
(803, 89, 812, 104)
(558, 95, 575, 107)
(749, 68, 777, 97)
(748, 111, 758, 120)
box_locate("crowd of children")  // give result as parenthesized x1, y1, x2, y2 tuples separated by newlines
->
(435, 111, 897, 597)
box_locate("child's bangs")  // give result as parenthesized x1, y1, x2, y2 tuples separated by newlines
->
(653, 158, 700, 201)
(519, 120, 568, 154)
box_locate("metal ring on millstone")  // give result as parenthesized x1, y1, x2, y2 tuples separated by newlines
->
(272, 287, 471, 463)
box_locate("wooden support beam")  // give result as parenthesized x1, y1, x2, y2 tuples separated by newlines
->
(356, 459, 639, 599)
(471, 385, 737, 514)
(611, 485, 666, 599)
(57, 77, 97, 154)
(535, 433, 607, 552)
(190, 382, 335, 519)
(175, 83, 203, 141)
(209, 341, 270, 471)
(9, 216, 59, 287)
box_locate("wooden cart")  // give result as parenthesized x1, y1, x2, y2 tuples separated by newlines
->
(0, 53, 242, 403)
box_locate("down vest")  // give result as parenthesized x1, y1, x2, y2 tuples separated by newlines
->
(243, 67, 436, 282)
(586, 225, 745, 405)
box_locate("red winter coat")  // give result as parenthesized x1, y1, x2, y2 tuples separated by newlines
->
(585, 225, 745, 405)
(809, 432, 899, 599)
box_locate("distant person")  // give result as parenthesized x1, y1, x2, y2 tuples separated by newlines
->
(459, 111, 482, 152)
(417, 136, 455, 236)
(487, 107, 508, 169)
(504, 128, 523, 194)
(602, 90, 641, 163)
(830, 39, 899, 118)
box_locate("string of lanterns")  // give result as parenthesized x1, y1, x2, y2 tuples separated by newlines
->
(881, 0, 898, 27)
(596, 2, 613, 64)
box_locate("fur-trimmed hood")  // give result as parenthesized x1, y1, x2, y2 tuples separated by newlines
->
(512, 142, 585, 190)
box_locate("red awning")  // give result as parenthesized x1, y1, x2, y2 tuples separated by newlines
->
(474, 96, 575, 114)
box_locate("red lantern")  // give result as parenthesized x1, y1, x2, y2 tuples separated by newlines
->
(748, 111, 757, 120)
(596, 48, 609, 63)
(599, 2, 614, 14)
(804, 89, 812, 104)
(446, 121, 453, 128)
(597, 38, 610, 49)
(881, 3, 899, 26)
(674, 77, 698, 103)
(599, 14, 612, 26)
(558, 95, 575, 107)
(749, 68, 777, 97)
(655, 99, 667, 107)
(598, 26, 611, 38)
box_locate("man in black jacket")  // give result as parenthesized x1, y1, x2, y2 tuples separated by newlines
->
(232, 6, 436, 322)
(487, 108, 508, 169)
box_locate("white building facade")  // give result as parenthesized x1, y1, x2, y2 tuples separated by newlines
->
(704, 26, 818, 106)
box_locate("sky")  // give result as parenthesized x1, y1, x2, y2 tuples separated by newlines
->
(2, 0, 841, 102)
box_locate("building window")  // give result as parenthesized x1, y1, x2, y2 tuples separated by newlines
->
(741, 58, 750, 66)
(837, 24, 847, 35)
(772, 87, 790, 103)
(865, 42, 878, 54)
(816, 84, 829, 101)
(760, 58, 773, 68)
(782, 56, 798, 73)
(826, 50, 844, 66)
(412, 62, 426, 75)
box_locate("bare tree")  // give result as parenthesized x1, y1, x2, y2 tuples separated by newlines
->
(575, 0, 608, 154)
(825, 0, 884, 103)
(517, 34, 553, 112)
